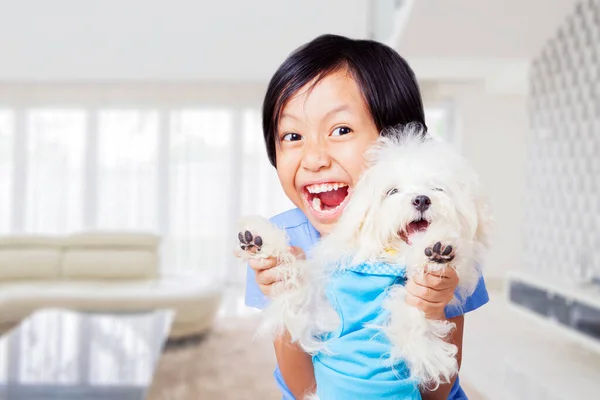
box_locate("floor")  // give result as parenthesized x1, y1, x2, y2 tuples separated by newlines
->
(147, 287, 487, 400)
(460, 290, 600, 400)
(147, 315, 281, 400)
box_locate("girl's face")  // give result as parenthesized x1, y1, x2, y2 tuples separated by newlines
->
(275, 69, 380, 235)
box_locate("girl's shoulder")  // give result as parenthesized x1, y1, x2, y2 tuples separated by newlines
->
(269, 208, 320, 251)
(269, 208, 310, 230)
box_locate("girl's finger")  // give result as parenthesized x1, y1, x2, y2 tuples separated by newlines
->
(256, 268, 280, 286)
(249, 257, 278, 272)
(405, 279, 448, 303)
(410, 272, 455, 291)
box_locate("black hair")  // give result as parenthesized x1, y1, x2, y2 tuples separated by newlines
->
(262, 34, 427, 167)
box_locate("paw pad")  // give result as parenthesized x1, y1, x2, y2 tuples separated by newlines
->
(238, 230, 263, 253)
(424, 242, 455, 264)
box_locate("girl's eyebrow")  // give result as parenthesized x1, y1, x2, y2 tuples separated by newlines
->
(281, 104, 351, 121)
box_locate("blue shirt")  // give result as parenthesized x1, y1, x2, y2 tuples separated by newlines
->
(245, 208, 489, 400)
(314, 262, 421, 400)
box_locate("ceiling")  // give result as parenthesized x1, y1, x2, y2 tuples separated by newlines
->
(391, 0, 580, 94)
(0, 0, 582, 92)
(0, 0, 369, 82)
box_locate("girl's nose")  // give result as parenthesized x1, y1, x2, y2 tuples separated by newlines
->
(301, 142, 332, 172)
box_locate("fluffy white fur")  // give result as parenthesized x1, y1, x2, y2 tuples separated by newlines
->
(235, 123, 493, 397)
(235, 216, 339, 352)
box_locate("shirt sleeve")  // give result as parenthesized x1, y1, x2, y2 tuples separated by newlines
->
(444, 274, 489, 319)
(244, 264, 271, 309)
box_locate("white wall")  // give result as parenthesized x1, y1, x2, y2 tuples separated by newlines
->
(0, 82, 267, 108)
(0, 0, 368, 82)
(451, 88, 528, 284)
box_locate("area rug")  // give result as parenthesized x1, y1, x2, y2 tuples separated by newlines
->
(146, 315, 485, 400)
(147, 316, 281, 400)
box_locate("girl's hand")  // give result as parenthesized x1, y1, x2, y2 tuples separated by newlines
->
(405, 266, 459, 320)
(248, 246, 305, 297)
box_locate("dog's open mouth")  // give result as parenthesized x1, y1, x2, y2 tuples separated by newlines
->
(399, 218, 430, 244)
(305, 183, 349, 213)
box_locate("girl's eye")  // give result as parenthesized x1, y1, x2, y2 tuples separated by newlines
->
(387, 188, 399, 196)
(281, 133, 302, 142)
(332, 126, 352, 136)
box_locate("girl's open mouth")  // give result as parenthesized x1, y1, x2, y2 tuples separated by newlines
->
(303, 182, 350, 219)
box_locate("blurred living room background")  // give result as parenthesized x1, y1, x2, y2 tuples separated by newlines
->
(0, 0, 599, 399)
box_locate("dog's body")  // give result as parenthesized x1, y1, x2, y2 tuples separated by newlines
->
(236, 124, 492, 399)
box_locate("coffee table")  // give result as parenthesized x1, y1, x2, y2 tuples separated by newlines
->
(0, 308, 174, 400)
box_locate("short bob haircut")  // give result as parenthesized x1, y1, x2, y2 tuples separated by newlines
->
(262, 34, 427, 167)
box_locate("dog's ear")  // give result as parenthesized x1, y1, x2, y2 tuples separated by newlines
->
(473, 192, 494, 249)
(451, 177, 493, 248)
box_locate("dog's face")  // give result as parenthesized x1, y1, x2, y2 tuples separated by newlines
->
(325, 125, 492, 263)
(373, 150, 480, 247)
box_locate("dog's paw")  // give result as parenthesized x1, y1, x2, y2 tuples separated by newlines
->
(238, 230, 264, 254)
(424, 242, 455, 264)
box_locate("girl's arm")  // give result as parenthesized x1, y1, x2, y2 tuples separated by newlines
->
(420, 315, 464, 400)
(274, 331, 316, 399)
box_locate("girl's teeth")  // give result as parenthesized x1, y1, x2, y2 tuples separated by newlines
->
(312, 197, 322, 211)
(307, 183, 348, 194)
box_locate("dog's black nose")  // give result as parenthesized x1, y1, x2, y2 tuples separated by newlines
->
(412, 195, 431, 212)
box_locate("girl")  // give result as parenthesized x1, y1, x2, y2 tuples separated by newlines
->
(245, 34, 488, 400)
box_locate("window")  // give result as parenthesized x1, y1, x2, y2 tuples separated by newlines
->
(241, 109, 293, 217)
(0, 110, 13, 234)
(168, 109, 233, 273)
(25, 110, 86, 234)
(97, 110, 159, 231)
(425, 107, 451, 142)
(0, 103, 292, 282)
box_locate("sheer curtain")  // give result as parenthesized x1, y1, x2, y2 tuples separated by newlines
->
(25, 110, 86, 234)
(240, 109, 293, 218)
(97, 110, 159, 232)
(0, 105, 296, 283)
(166, 109, 234, 276)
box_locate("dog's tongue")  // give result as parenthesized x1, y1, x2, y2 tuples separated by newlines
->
(318, 187, 348, 207)
(407, 220, 429, 235)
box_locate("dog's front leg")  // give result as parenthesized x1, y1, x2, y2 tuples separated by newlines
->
(384, 283, 458, 390)
(235, 216, 306, 335)
(385, 235, 460, 389)
(235, 216, 337, 352)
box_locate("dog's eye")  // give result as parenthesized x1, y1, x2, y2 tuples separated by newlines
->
(433, 188, 444, 192)
(387, 188, 399, 196)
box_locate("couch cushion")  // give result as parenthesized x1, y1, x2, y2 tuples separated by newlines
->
(0, 236, 63, 280)
(0, 249, 62, 280)
(61, 249, 158, 279)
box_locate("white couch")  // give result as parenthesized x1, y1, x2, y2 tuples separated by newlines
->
(0, 232, 222, 339)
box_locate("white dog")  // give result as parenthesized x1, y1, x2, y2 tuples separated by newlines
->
(236, 123, 493, 398)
